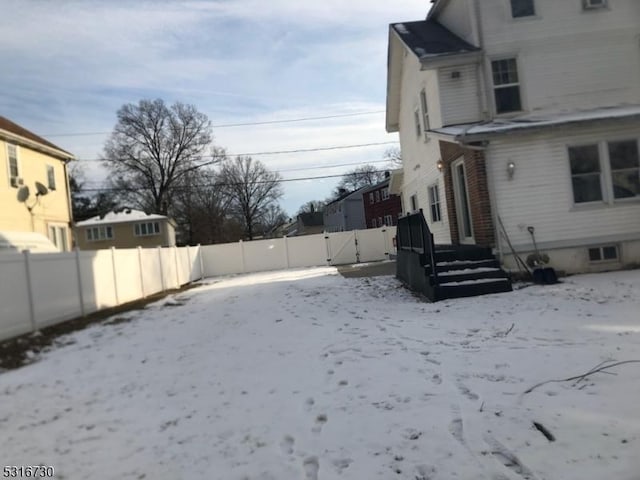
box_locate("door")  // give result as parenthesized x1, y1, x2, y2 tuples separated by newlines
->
(451, 158, 475, 244)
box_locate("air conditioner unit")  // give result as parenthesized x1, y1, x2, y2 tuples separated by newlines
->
(583, 0, 607, 9)
(10, 177, 23, 188)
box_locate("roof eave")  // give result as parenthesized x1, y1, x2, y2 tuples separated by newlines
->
(386, 27, 404, 133)
(418, 50, 482, 70)
(0, 128, 75, 161)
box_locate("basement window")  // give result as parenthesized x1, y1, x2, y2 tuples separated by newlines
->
(588, 245, 618, 262)
(510, 0, 535, 18)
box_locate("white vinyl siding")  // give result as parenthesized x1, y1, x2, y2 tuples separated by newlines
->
(438, 65, 482, 126)
(487, 124, 640, 252)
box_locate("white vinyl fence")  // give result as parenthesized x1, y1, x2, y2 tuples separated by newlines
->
(0, 246, 203, 342)
(0, 227, 396, 342)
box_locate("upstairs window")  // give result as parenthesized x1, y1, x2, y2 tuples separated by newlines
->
(47, 165, 56, 190)
(375, 190, 380, 202)
(420, 89, 430, 136)
(569, 145, 603, 203)
(608, 140, 640, 199)
(7, 144, 19, 186)
(381, 188, 390, 200)
(510, 0, 535, 18)
(491, 58, 522, 114)
(369, 192, 375, 204)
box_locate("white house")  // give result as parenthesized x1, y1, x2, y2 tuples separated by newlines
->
(386, 0, 640, 273)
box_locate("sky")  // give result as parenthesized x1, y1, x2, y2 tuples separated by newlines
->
(0, 0, 430, 217)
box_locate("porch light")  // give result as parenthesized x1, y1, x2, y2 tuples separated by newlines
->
(437, 159, 444, 172)
(507, 161, 515, 179)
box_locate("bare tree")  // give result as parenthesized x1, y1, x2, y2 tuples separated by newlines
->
(333, 164, 386, 197)
(296, 200, 325, 216)
(384, 147, 402, 167)
(219, 156, 283, 240)
(103, 99, 213, 215)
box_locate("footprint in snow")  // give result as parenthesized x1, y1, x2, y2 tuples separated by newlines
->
(303, 456, 320, 480)
(279, 435, 294, 455)
(312, 414, 328, 433)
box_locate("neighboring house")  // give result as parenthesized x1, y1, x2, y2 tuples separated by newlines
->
(386, 0, 640, 274)
(323, 187, 368, 232)
(0, 116, 74, 251)
(74, 209, 176, 250)
(361, 176, 403, 228)
(288, 211, 324, 237)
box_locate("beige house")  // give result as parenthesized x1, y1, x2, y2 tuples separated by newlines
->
(74, 209, 176, 250)
(0, 116, 74, 251)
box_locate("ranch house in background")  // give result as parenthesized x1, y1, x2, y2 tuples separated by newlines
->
(0, 116, 74, 252)
(386, 0, 640, 274)
(74, 209, 177, 250)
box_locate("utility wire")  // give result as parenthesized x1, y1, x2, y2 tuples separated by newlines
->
(43, 110, 386, 137)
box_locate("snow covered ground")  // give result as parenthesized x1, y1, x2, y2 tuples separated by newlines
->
(1, 267, 639, 480)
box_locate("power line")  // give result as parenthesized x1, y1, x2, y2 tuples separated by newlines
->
(76, 141, 399, 162)
(75, 170, 392, 193)
(43, 110, 386, 137)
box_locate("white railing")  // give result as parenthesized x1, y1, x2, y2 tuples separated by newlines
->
(0, 227, 396, 341)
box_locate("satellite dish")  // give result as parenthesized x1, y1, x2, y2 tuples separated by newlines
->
(17, 186, 30, 203)
(35, 182, 49, 196)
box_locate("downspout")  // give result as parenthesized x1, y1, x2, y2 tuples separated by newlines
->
(472, 0, 491, 121)
(63, 158, 75, 249)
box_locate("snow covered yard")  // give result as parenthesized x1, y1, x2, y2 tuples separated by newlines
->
(1, 267, 639, 480)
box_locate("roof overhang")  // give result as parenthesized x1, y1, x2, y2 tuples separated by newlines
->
(418, 50, 482, 70)
(388, 169, 404, 196)
(0, 128, 74, 162)
(386, 27, 405, 133)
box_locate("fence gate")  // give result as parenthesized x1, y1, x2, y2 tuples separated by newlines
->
(326, 231, 359, 265)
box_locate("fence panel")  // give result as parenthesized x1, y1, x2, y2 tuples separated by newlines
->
(31, 252, 81, 328)
(140, 249, 163, 295)
(242, 238, 287, 273)
(286, 234, 328, 268)
(356, 227, 391, 263)
(201, 243, 243, 277)
(0, 254, 32, 340)
(327, 231, 358, 265)
(114, 249, 143, 304)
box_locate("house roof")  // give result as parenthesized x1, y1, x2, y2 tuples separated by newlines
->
(432, 105, 640, 143)
(75, 209, 170, 227)
(359, 177, 391, 195)
(325, 186, 369, 206)
(391, 20, 480, 60)
(298, 212, 324, 227)
(0, 116, 73, 160)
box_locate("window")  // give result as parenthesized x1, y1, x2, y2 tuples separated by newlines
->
(384, 214, 393, 226)
(583, 0, 607, 10)
(86, 226, 113, 241)
(381, 188, 390, 200)
(588, 245, 618, 262)
(371, 218, 377, 228)
(49, 225, 68, 251)
(414, 109, 421, 137)
(491, 58, 522, 114)
(47, 165, 56, 190)
(608, 140, 639, 199)
(378, 217, 383, 227)
(134, 221, 161, 237)
(428, 184, 442, 222)
(375, 190, 380, 202)
(369, 192, 375, 204)
(7, 144, 19, 187)
(410, 194, 418, 212)
(510, 0, 535, 18)
(569, 145, 603, 203)
(420, 89, 430, 135)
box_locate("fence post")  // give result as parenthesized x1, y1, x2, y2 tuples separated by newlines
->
(239, 240, 246, 273)
(382, 227, 389, 259)
(75, 248, 86, 316)
(111, 247, 120, 305)
(158, 246, 166, 291)
(22, 250, 36, 332)
(197, 244, 204, 280)
(173, 245, 180, 288)
(283, 236, 290, 269)
(138, 246, 146, 299)
(186, 245, 192, 282)
(354, 230, 360, 264)
(324, 232, 332, 265)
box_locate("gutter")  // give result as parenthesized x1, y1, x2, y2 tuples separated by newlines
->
(0, 129, 75, 162)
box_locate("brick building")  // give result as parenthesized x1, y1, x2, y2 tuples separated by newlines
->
(361, 177, 403, 229)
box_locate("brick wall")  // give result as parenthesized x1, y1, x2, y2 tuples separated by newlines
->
(363, 184, 403, 228)
(438, 141, 495, 247)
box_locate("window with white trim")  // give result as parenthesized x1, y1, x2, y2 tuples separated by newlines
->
(491, 58, 522, 114)
(49, 224, 68, 251)
(371, 218, 377, 228)
(384, 214, 393, 226)
(378, 217, 383, 227)
(47, 165, 56, 190)
(583, 0, 607, 10)
(420, 89, 430, 136)
(134, 221, 160, 236)
(510, 0, 535, 18)
(7, 144, 19, 187)
(569, 139, 640, 204)
(414, 109, 421, 137)
(375, 190, 380, 202)
(86, 226, 113, 241)
(410, 194, 418, 212)
(369, 192, 375, 204)
(381, 188, 390, 200)
(428, 184, 442, 222)
(588, 245, 618, 262)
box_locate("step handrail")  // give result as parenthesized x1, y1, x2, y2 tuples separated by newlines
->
(396, 210, 439, 286)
